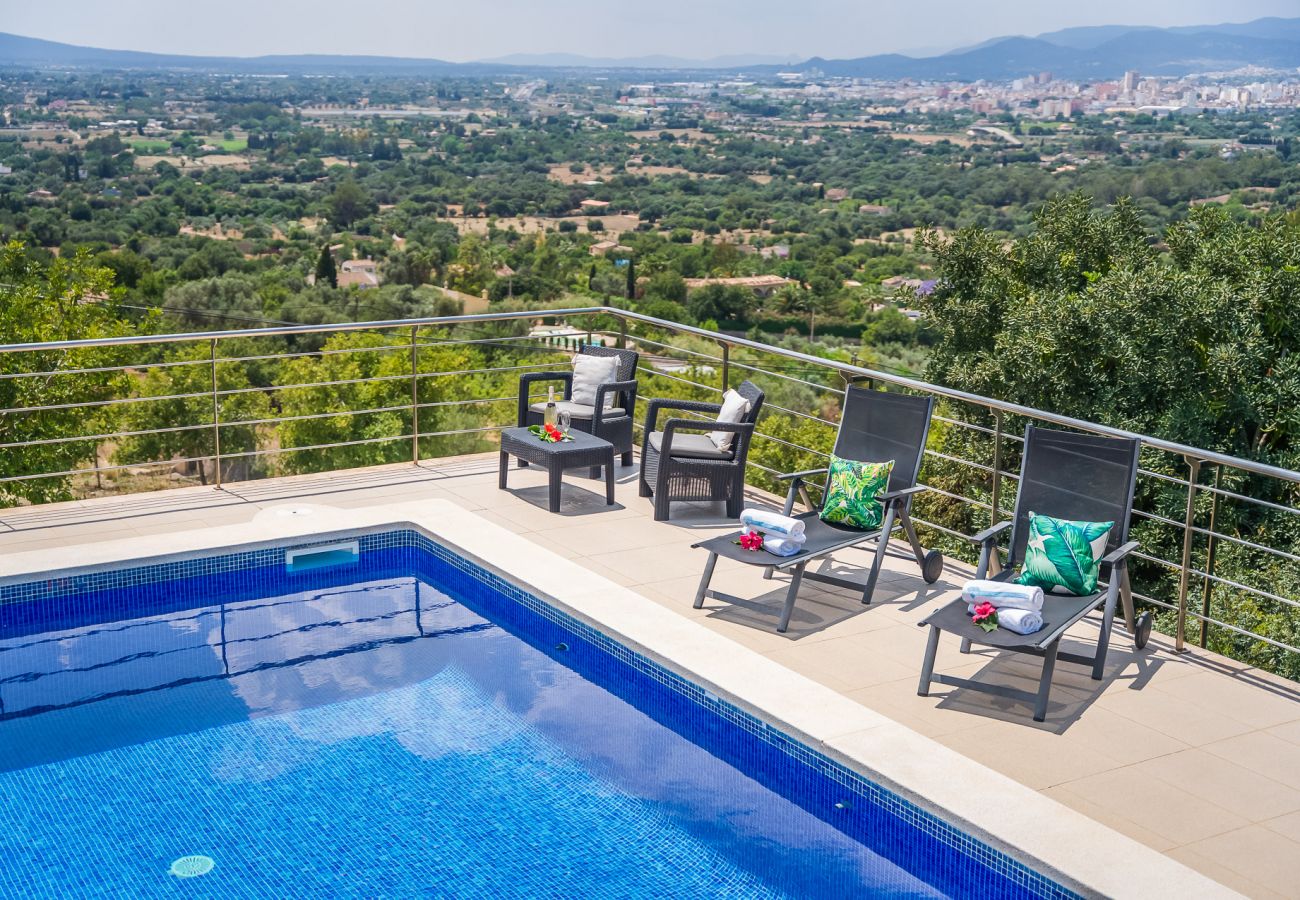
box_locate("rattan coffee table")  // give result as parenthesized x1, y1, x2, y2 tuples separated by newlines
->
(498, 426, 615, 512)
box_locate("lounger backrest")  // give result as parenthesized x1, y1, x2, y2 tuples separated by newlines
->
(578, 345, 639, 409)
(1007, 425, 1141, 570)
(830, 387, 934, 501)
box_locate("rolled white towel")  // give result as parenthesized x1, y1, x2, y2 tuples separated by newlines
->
(997, 608, 1044, 636)
(961, 579, 1043, 612)
(743, 527, 805, 558)
(739, 508, 806, 539)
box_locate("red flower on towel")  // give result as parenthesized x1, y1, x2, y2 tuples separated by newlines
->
(971, 601, 1000, 633)
(735, 531, 765, 551)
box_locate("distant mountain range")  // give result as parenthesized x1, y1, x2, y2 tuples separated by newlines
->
(1, 18, 1298, 80)
(480, 52, 799, 69)
(795, 18, 1300, 80)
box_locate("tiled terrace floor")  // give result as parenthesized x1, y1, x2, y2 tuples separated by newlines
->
(3, 453, 1299, 898)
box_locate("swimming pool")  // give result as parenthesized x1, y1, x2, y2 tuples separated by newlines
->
(0, 530, 1075, 899)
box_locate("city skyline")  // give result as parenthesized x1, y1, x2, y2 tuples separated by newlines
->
(3, 1, 1299, 63)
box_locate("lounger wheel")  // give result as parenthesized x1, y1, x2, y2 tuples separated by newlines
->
(1133, 610, 1153, 649)
(921, 550, 944, 584)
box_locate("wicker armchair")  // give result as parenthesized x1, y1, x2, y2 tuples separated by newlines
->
(517, 345, 639, 474)
(638, 380, 765, 521)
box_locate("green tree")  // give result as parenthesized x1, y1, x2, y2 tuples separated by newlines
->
(686, 283, 752, 324)
(775, 284, 830, 341)
(863, 307, 918, 346)
(315, 246, 338, 288)
(920, 194, 1300, 678)
(0, 243, 140, 505)
(275, 331, 498, 474)
(327, 177, 374, 228)
(114, 345, 273, 485)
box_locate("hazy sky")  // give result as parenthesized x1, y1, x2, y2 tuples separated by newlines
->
(4, 0, 1298, 61)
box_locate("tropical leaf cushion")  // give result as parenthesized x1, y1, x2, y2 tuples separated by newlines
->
(1015, 512, 1114, 596)
(819, 455, 894, 531)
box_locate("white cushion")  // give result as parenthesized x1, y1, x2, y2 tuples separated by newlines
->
(530, 400, 625, 419)
(571, 354, 620, 408)
(709, 389, 751, 451)
(649, 431, 732, 459)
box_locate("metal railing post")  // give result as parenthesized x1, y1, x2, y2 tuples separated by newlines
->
(1199, 465, 1222, 648)
(617, 316, 627, 350)
(410, 325, 420, 464)
(719, 342, 730, 391)
(1175, 455, 1202, 652)
(209, 338, 221, 489)
(990, 410, 1004, 526)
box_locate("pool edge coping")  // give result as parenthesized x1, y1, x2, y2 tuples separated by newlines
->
(0, 499, 1242, 900)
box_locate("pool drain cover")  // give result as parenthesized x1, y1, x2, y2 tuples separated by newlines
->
(169, 855, 215, 878)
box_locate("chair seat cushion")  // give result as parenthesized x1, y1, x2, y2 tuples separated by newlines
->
(530, 400, 626, 419)
(648, 431, 733, 460)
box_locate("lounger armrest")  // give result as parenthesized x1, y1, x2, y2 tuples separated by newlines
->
(517, 371, 573, 425)
(877, 485, 926, 505)
(592, 379, 638, 427)
(970, 520, 1012, 545)
(778, 467, 828, 481)
(777, 467, 827, 514)
(1100, 540, 1140, 567)
(643, 397, 723, 434)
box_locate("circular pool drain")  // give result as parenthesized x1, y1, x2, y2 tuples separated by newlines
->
(169, 855, 215, 878)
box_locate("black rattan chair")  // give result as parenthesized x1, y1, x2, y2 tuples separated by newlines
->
(517, 345, 639, 475)
(917, 425, 1147, 722)
(639, 380, 765, 521)
(691, 387, 943, 632)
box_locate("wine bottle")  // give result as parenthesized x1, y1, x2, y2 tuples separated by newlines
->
(544, 385, 558, 427)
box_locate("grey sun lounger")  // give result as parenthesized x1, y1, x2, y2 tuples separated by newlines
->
(692, 387, 943, 633)
(917, 425, 1148, 722)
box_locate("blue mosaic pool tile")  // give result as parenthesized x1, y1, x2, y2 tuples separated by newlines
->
(0, 528, 1081, 900)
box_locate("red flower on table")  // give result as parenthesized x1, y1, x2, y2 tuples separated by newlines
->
(737, 531, 765, 551)
(528, 423, 573, 443)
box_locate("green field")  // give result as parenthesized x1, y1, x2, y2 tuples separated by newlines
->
(130, 140, 169, 153)
(206, 137, 248, 152)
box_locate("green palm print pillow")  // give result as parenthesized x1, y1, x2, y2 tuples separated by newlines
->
(819, 455, 894, 530)
(1015, 512, 1114, 596)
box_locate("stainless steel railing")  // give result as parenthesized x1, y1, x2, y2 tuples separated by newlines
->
(1, 306, 1297, 669)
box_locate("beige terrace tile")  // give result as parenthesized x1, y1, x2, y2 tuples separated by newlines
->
(1170, 825, 1300, 900)
(764, 635, 917, 691)
(539, 516, 694, 556)
(1262, 809, 1300, 843)
(845, 678, 995, 739)
(936, 721, 1125, 791)
(1040, 785, 1179, 853)
(1152, 669, 1300, 730)
(1051, 765, 1248, 846)
(1163, 851, 1289, 900)
(584, 544, 742, 585)
(1096, 681, 1255, 747)
(1132, 748, 1300, 823)
(1266, 718, 1300, 746)
(1202, 730, 1300, 792)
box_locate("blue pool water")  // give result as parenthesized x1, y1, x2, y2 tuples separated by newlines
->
(0, 532, 1074, 899)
